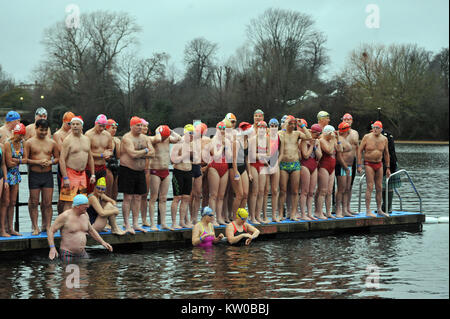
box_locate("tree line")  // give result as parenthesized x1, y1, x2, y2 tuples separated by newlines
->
(0, 8, 448, 140)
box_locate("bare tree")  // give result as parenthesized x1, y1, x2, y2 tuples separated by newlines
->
(184, 37, 218, 87)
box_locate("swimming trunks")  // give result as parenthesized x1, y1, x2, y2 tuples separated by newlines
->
(59, 249, 89, 263)
(59, 167, 88, 202)
(364, 161, 382, 172)
(319, 153, 336, 175)
(28, 170, 54, 189)
(197, 223, 215, 248)
(172, 168, 193, 196)
(335, 162, 352, 177)
(191, 164, 202, 179)
(150, 168, 170, 180)
(118, 165, 147, 195)
(86, 164, 107, 194)
(279, 161, 301, 174)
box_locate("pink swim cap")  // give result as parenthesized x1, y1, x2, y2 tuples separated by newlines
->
(95, 114, 108, 125)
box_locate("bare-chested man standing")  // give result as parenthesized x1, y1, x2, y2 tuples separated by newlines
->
(59, 116, 96, 212)
(278, 116, 311, 221)
(341, 113, 359, 215)
(334, 122, 356, 218)
(146, 125, 181, 230)
(357, 121, 390, 217)
(53, 111, 75, 214)
(85, 114, 113, 194)
(118, 116, 155, 234)
(48, 194, 113, 262)
(25, 107, 51, 140)
(25, 119, 59, 234)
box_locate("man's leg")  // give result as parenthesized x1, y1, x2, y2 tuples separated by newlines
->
(28, 188, 41, 235)
(148, 175, 162, 231)
(42, 187, 54, 233)
(365, 167, 376, 217)
(375, 168, 388, 217)
(159, 177, 172, 230)
(289, 170, 300, 221)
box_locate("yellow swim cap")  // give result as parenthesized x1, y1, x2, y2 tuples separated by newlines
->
(236, 208, 249, 219)
(184, 124, 194, 134)
(96, 177, 106, 187)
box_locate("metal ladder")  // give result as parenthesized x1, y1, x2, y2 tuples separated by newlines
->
(358, 169, 422, 214)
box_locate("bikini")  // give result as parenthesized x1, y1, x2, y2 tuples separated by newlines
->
(251, 144, 268, 174)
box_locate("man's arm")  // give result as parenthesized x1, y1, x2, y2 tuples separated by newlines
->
(121, 136, 148, 159)
(87, 223, 113, 252)
(47, 213, 67, 260)
(383, 138, 391, 177)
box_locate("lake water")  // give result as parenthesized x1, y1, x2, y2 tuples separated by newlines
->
(0, 144, 448, 299)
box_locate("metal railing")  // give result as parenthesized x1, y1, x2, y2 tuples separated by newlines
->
(357, 169, 422, 214)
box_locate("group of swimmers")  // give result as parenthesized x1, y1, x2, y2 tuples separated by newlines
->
(0, 107, 392, 256)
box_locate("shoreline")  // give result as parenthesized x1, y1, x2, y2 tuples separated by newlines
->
(395, 140, 449, 145)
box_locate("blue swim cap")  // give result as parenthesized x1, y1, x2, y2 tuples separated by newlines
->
(280, 115, 288, 124)
(201, 206, 214, 217)
(6, 111, 20, 122)
(73, 194, 89, 207)
(269, 118, 279, 126)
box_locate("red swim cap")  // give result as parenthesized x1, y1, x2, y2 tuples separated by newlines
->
(195, 123, 207, 135)
(157, 125, 171, 138)
(13, 123, 26, 135)
(310, 124, 322, 133)
(342, 113, 353, 120)
(239, 122, 252, 131)
(130, 116, 141, 127)
(372, 121, 383, 129)
(338, 121, 351, 132)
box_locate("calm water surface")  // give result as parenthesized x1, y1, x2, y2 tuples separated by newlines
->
(0, 144, 448, 299)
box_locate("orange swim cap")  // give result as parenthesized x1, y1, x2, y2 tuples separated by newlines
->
(63, 111, 75, 123)
(130, 116, 141, 127)
(338, 121, 351, 133)
(372, 121, 383, 129)
(106, 119, 117, 129)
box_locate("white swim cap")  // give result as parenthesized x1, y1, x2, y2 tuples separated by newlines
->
(323, 125, 335, 135)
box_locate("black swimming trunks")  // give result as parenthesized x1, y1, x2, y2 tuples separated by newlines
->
(28, 170, 54, 189)
(118, 165, 147, 195)
(172, 168, 193, 196)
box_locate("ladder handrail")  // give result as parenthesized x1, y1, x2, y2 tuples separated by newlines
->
(386, 169, 422, 214)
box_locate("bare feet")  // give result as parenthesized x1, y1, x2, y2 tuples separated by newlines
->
(0, 231, 11, 237)
(8, 230, 22, 236)
(301, 215, 312, 221)
(149, 225, 159, 231)
(111, 227, 126, 236)
(125, 226, 135, 235)
(172, 224, 182, 230)
(161, 224, 174, 231)
(377, 210, 389, 217)
(262, 218, 270, 224)
(218, 219, 227, 226)
(142, 220, 151, 227)
(307, 214, 318, 220)
(250, 219, 260, 225)
(326, 213, 336, 219)
(366, 211, 377, 217)
(314, 213, 327, 220)
(32, 228, 40, 236)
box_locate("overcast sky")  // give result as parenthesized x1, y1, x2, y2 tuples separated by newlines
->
(0, 0, 448, 83)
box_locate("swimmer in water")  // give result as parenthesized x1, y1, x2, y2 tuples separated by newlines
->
(192, 206, 224, 247)
(225, 208, 260, 246)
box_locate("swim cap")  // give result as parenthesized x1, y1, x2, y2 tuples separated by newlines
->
(216, 121, 226, 129)
(130, 116, 141, 127)
(35, 107, 47, 116)
(106, 119, 118, 129)
(96, 177, 107, 187)
(141, 119, 149, 126)
(6, 111, 20, 122)
(239, 122, 252, 131)
(236, 208, 249, 219)
(223, 118, 233, 128)
(63, 111, 75, 123)
(201, 206, 214, 217)
(225, 113, 236, 121)
(342, 113, 353, 120)
(257, 121, 267, 128)
(299, 118, 308, 128)
(13, 123, 26, 135)
(184, 124, 194, 134)
(317, 111, 330, 120)
(338, 122, 351, 133)
(71, 116, 84, 126)
(372, 121, 383, 129)
(195, 122, 207, 135)
(269, 118, 279, 126)
(95, 114, 108, 125)
(323, 125, 335, 135)
(310, 124, 322, 133)
(157, 125, 171, 138)
(72, 194, 89, 207)
(286, 115, 296, 123)
(280, 115, 288, 124)
(254, 109, 264, 115)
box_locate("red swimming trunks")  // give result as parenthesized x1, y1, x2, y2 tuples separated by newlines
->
(86, 164, 107, 194)
(150, 169, 170, 180)
(364, 161, 382, 171)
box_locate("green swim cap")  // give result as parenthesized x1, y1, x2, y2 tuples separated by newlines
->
(317, 111, 330, 120)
